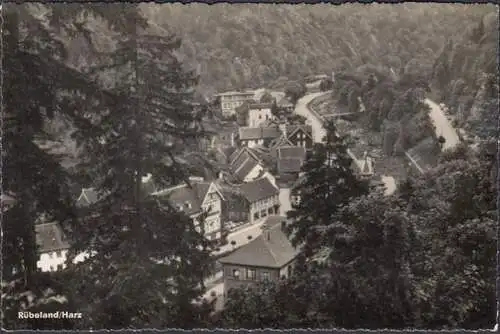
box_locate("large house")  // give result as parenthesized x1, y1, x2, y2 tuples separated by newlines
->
(240, 176, 280, 224)
(154, 178, 225, 241)
(216, 91, 255, 117)
(247, 103, 274, 128)
(35, 222, 89, 272)
(238, 127, 281, 148)
(219, 215, 300, 295)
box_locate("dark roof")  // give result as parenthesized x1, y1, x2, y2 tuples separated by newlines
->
(277, 96, 294, 107)
(155, 181, 218, 216)
(233, 158, 260, 181)
(219, 215, 299, 268)
(278, 146, 306, 160)
(35, 222, 70, 253)
(278, 158, 303, 174)
(248, 103, 273, 110)
(286, 124, 313, 140)
(240, 177, 279, 203)
(270, 134, 294, 149)
(239, 127, 281, 141)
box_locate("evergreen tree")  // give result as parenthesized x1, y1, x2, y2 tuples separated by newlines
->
(1, 6, 108, 329)
(286, 121, 369, 257)
(64, 7, 214, 329)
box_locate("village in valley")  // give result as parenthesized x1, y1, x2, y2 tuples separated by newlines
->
(32, 69, 470, 311)
(5, 3, 497, 329)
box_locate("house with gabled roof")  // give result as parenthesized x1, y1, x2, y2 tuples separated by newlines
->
(238, 126, 282, 148)
(153, 178, 225, 241)
(239, 176, 280, 224)
(35, 222, 90, 272)
(228, 147, 267, 183)
(219, 215, 300, 295)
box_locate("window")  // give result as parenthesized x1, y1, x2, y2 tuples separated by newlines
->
(287, 265, 293, 277)
(232, 269, 240, 279)
(261, 209, 267, 218)
(268, 207, 274, 215)
(258, 115, 262, 119)
(57, 264, 63, 271)
(246, 268, 256, 280)
(261, 271, 270, 281)
(49, 253, 54, 259)
(56, 250, 62, 258)
(50, 266, 54, 272)
(253, 212, 259, 220)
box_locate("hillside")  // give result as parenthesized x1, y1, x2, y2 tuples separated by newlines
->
(141, 3, 497, 96)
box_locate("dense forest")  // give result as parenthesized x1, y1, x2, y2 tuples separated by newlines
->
(142, 4, 497, 95)
(2, 2, 498, 331)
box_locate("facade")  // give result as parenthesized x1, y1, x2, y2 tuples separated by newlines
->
(219, 216, 300, 294)
(240, 176, 280, 223)
(351, 151, 375, 179)
(248, 103, 274, 127)
(284, 124, 314, 149)
(35, 222, 89, 272)
(154, 179, 225, 241)
(238, 127, 281, 148)
(216, 91, 255, 117)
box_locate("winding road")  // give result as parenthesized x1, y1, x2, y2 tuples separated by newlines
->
(295, 92, 396, 196)
(424, 98, 460, 151)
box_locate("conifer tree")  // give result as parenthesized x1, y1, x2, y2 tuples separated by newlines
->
(64, 7, 214, 329)
(287, 121, 369, 257)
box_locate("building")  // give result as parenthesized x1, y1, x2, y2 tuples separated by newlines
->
(216, 91, 255, 117)
(240, 176, 280, 223)
(276, 96, 294, 113)
(238, 127, 281, 148)
(351, 151, 375, 179)
(35, 222, 88, 272)
(275, 146, 307, 184)
(219, 215, 300, 295)
(229, 147, 265, 183)
(154, 178, 225, 241)
(247, 103, 274, 127)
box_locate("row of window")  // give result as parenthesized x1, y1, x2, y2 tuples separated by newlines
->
(231, 268, 270, 281)
(253, 206, 278, 221)
(255, 196, 277, 209)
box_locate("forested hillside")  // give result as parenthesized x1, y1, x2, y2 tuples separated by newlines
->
(141, 4, 497, 97)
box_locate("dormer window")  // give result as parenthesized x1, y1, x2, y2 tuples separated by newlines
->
(184, 202, 191, 209)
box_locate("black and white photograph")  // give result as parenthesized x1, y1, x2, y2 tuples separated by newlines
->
(2, 2, 498, 331)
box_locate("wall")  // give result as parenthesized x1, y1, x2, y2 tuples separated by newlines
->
(245, 139, 264, 148)
(222, 263, 280, 295)
(242, 164, 264, 183)
(249, 194, 280, 223)
(37, 250, 91, 272)
(248, 107, 272, 127)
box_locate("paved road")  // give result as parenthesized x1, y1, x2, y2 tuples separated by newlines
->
(279, 187, 292, 215)
(295, 92, 329, 143)
(424, 98, 460, 151)
(296, 92, 397, 196)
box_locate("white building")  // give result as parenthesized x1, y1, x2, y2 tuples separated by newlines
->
(35, 222, 90, 272)
(215, 91, 255, 117)
(248, 103, 274, 127)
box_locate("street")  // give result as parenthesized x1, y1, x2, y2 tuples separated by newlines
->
(424, 98, 460, 151)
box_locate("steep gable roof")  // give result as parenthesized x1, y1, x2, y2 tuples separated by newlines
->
(219, 216, 299, 268)
(278, 146, 306, 160)
(240, 176, 279, 203)
(287, 124, 313, 140)
(35, 222, 70, 253)
(233, 158, 261, 182)
(278, 158, 303, 174)
(239, 127, 281, 141)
